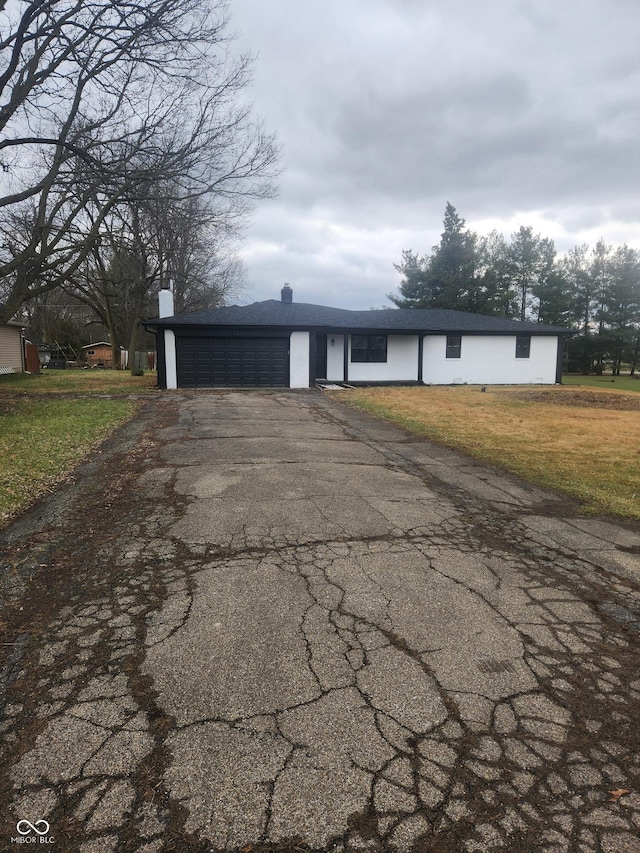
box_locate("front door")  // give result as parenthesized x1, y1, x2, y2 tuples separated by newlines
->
(315, 333, 328, 380)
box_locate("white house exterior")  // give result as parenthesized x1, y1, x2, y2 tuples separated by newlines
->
(146, 286, 567, 390)
(348, 335, 420, 383)
(421, 334, 560, 385)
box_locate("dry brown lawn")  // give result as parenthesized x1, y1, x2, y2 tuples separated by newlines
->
(337, 385, 640, 521)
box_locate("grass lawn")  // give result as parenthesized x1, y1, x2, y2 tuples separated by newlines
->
(336, 385, 640, 521)
(562, 373, 640, 391)
(0, 369, 157, 395)
(0, 370, 149, 526)
(562, 374, 640, 392)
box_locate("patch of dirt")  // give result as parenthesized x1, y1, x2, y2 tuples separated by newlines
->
(503, 387, 640, 410)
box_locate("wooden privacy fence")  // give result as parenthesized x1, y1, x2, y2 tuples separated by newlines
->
(24, 343, 41, 374)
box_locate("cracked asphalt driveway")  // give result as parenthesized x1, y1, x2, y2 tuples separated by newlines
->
(1, 389, 640, 853)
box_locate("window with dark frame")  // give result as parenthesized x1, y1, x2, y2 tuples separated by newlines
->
(351, 334, 388, 363)
(515, 335, 531, 358)
(445, 335, 461, 358)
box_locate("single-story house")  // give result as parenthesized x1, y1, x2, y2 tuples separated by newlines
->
(145, 285, 568, 390)
(0, 310, 25, 375)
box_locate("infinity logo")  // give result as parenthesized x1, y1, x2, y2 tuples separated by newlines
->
(16, 819, 50, 836)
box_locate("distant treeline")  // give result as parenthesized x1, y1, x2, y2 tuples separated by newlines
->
(390, 203, 640, 374)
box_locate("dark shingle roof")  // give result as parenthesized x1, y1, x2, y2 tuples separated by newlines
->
(146, 299, 567, 335)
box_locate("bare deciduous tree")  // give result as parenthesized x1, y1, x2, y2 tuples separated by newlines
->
(0, 0, 279, 325)
(62, 187, 247, 369)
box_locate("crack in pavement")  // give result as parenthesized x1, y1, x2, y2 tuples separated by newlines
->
(1, 390, 639, 852)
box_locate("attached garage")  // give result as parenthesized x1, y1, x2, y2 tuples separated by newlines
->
(175, 335, 290, 389)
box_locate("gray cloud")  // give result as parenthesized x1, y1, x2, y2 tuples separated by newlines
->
(229, 0, 640, 308)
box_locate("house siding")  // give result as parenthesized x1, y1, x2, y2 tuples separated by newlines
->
(348, 335, 419, 383)
(0, 325, 24, 372)
(422, 335, 559, 385)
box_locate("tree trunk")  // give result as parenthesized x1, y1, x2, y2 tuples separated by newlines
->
(128, 318, 141, 375)
(107, 316, 120, 370)
(630, 338, 639, 375)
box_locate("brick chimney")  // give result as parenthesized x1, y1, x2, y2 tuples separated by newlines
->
(281, 283, 293, 304)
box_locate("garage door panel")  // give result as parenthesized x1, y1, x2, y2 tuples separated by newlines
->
(176, 336, 289, 388)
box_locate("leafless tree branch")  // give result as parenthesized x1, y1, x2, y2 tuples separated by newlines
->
(0, 0, 280, 323)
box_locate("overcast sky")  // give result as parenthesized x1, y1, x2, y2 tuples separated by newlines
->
(228, 0, 640, 309)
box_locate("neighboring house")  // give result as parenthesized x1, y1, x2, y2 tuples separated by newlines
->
(145, 285, 568, 390)
(82, 342, 113, 368)
(0, 311, 25, 375)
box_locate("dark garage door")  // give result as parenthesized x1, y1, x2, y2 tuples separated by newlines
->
(176, 336, 290, 388)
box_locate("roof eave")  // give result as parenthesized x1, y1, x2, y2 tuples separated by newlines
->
(145, 318, 568, 335)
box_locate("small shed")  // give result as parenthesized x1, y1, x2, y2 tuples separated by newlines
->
(82, 342, 114, 368)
